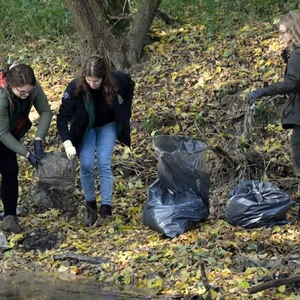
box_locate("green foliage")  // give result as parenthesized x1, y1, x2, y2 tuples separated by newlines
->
(0, 0, 73, 44)
(1, 0, 299, 46)
(144, 114, 159, 134)
(159, 0, 200, 21)
(158, 0, 299, 33)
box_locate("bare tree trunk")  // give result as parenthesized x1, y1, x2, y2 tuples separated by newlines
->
(127, 0, 161, 65)
(65, 0, 162, 71)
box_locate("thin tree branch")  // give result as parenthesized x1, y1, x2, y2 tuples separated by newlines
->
(53, 252, 106, 264)
(249, 275, 300, 294)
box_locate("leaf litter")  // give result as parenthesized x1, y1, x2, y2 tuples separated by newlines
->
(0, 12, 300, 300)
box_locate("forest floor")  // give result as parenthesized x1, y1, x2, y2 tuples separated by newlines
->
(0, 11, 300, 300)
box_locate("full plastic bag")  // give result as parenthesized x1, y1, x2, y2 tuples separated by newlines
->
(37, 152, 76, 192)
(225, 180, 294, 228)
(143, 135, 210, 238)
(33, 152, 77, 216)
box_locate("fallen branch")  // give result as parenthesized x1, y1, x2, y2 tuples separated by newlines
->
(249, 275, 300, 294)
(53, 252, 106, 264)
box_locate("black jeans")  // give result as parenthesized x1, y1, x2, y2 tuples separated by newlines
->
(0, 142, 19, 216)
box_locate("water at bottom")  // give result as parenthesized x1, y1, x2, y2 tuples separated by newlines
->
(0, 271, 165, 300)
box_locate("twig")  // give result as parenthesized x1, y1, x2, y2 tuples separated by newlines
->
(53, 252, 106, 264)
(200, 262, 212, 299)
(243, 105, 253, 141)
(249, 275, 300, 294)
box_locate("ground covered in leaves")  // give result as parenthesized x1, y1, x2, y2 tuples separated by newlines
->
(1, 8, 300, 300)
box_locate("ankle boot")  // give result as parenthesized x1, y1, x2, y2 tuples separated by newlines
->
(83, 201, 97, 226)
(1, 215, 24, 234)
(97, 204, 113, 227)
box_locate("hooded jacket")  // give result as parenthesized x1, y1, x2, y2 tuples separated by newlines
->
(0, 71, 52, 156)
(57, 71, 135, 151)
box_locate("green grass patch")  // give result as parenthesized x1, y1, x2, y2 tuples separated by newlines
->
(0, 0, 73, 44)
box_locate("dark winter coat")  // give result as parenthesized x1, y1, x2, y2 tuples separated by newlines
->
(259, 47, 300, 129)
(57, 71, 135, 151)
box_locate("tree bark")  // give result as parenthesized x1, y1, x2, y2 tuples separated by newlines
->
(126, 0, 161, 66)
(65, 0, 162, 71)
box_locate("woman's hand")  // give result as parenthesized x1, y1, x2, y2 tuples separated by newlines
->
(63, 140, 76, 160)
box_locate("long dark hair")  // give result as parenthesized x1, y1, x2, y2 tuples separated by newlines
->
(76, 56, 118, 105)
(3, 64, 36, 88)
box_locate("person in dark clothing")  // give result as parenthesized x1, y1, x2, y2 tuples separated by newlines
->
(0, 63, 52, 233)
(248, 12, 300, 181)
(57, 56, 134, 227)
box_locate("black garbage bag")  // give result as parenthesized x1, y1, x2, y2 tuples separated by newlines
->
(33, 152, 78, 217)
(225, 180, 294, 228)
(143, 135, 210, 238)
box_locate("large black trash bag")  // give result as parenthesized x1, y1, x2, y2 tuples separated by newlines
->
(143, 135, 210, 238)
(225, 180, 294, 228)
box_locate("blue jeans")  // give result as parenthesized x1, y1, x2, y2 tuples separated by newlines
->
(79, 121, 117, 205)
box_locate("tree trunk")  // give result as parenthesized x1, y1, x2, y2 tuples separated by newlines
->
(65, 0, 162, 71)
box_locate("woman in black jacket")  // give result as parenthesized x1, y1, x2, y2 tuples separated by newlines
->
(57, 56, 134, 226)
(248, 12, 300, 179)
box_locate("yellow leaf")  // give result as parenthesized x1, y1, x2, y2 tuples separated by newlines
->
(150, 130, 157, 137)
(164, 249, 174, 258)
(278, 285, 286, 292)
(171, 72, 178, 81)
(147, 277, 163, 288)
(263, 69, 275, 78)
(172, 124, 180, 133)
(215, 66, 221, 74)
(240, 25, 251, 32)
(124, 275, 131, 285)
(58, 265, 69, 272)
(211, 289, 218, 299)
(238, 281, 250, 288)
(8, 233, 24, 247)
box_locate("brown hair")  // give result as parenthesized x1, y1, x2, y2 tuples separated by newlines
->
(3, 64, 36, 88)
(280, 12, 300, 53)
(76, 56, 118, 105)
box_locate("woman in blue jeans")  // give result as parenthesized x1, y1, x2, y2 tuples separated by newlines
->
(57, 56, 134, 226)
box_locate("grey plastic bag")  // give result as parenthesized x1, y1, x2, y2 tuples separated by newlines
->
(225, 180, 294, 228)
(143, 135, 210, 238)
(33, 152, 77, 216)
(38, 152, 76, 192)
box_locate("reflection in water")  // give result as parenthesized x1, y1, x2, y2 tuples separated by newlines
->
(0, 271, 163, 300)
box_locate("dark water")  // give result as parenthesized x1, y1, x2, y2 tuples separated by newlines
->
(0, 271, 168, 300)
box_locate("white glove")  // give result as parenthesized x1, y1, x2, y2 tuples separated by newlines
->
(63, 140, 76, 160)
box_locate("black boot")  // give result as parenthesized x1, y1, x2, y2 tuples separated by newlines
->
(1, 215, 24, 234)
(83, 201, 97, 226)
(97, 204, 112, 227)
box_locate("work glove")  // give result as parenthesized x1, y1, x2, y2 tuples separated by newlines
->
(27, 152, 40, 169)
(34, 139, 45, 159)
(247, 89, 265, 109)
(63, 140, 76, 160)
